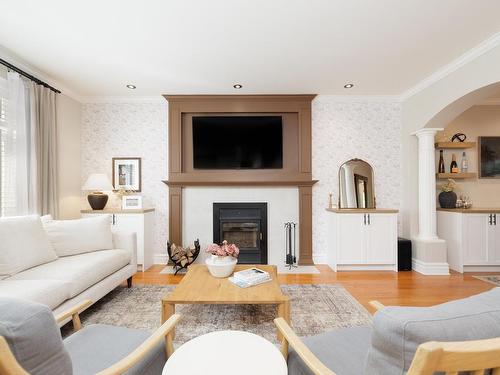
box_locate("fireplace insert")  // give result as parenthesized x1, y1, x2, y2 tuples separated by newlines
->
(213, 203, 267, 264)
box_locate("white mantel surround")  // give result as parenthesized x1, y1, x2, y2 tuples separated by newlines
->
(412, 128, 449, 275)
(182, 187, 299, 266)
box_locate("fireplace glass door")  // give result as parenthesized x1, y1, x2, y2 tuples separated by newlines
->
(213, 203, 267, 264)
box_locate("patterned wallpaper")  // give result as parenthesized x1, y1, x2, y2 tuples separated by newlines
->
(81, 101, 168, 255)
(311, 97, 402, 262)
(80, 97, 402, 262)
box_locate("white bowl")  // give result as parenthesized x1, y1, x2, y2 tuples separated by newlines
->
(205, 256, 238, 278)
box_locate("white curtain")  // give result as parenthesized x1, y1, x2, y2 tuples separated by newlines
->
(0, 71, 57, 217)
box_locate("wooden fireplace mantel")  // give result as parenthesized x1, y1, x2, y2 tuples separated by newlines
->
(163, 94, 317, 265)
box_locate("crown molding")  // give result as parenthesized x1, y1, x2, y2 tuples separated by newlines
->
(400, 32, 500, 101)
(0, 45, 84, 103)
(314, 94, 402, 103)
(81, 95, 166, 104)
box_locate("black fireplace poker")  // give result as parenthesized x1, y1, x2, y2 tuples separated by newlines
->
(284, 222, 297, 269)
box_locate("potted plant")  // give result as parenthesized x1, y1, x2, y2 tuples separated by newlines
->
(205, 240, 240, 278)
(438, 179, 458, 208)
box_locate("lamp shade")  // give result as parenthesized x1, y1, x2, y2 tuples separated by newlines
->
(82, 173, 114, 191)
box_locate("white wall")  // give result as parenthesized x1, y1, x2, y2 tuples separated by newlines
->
(56, 94, 82, 219)
(311, 96, 402, 262)
(183, 187, 299, 265)
(81, 101, 168, 254)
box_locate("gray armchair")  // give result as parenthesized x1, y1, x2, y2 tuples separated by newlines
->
(0, 297, 181, 375)
(276, 288, 500, 375)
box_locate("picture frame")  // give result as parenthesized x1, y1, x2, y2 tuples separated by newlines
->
(479, 136, 500, 179)
(122, 195, 143, 209)
(112, 157, 142, 191)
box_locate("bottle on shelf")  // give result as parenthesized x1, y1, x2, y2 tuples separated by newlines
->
(438, 150, 445, 173)
(450, 153, 459, 173)
(461, 151, 468, 173)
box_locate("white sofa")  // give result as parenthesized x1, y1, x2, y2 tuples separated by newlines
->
(0, 215, 137, 319)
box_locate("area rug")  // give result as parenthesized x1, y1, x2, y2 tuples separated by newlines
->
(67, 284, 371, 344)
(473, 275, 500, 286)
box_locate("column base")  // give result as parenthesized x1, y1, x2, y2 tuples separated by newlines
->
(411, 237, 449, 275)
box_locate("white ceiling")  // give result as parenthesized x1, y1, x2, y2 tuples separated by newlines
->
(1, 0, 500, 98)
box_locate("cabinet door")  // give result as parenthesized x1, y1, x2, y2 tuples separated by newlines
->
(366, 214, 397, 264)
(488, 214, 500, 263)
(336, 214, 365, 263)
(114, 214, 143, 264)
(463, 214, 489, 264)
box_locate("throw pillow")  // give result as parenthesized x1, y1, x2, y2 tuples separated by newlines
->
(0, 215, 58, 278)
(42, 215, 114, 256)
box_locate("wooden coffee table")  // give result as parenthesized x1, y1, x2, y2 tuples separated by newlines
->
(161, 264, 290, 356)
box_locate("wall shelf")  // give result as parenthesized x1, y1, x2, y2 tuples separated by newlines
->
(436, 172, 477, 179)
(434, 142, 476, 149)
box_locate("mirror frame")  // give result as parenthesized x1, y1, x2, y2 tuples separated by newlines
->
(338, 158, 376, 209)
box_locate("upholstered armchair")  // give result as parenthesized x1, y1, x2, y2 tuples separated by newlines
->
(0, 297, 181, 375)
(275, 288, 500, 375)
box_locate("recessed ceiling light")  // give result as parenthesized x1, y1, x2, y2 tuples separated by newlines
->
(126, 84, 136, 89)
(233, 84, 243, 89)
(344, 83, 354, 89)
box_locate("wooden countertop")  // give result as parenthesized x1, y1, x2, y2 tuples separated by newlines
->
(325, 208, 399, 213)
(81, 208, 155, 214)
(437, 208, 500, 214)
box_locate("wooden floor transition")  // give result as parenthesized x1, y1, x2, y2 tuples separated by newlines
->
(132, 264, 496, 313)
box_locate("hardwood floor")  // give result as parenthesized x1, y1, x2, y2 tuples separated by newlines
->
(133, 264, 497, 313)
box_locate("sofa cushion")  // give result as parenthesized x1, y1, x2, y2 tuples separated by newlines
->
(288, 326, 371, 375)
(64, 324, 166, 375)
(42, 215, 113, 257)
(365, 287, 500, 375)
(0, 279, 71, 309)
(9, 249, 132, 298)
(0, 297, 73, 375)
(0, 215, 58, 279)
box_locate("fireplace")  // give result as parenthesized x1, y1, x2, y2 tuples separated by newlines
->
(213, 203, 267, 264)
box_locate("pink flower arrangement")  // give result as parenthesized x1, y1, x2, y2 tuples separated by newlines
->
(206, 240, 240, 258)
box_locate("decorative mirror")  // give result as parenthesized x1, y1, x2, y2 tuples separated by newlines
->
(338, 159, 376, 209)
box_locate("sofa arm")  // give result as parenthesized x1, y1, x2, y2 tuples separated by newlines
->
(112, 231, 138, 268)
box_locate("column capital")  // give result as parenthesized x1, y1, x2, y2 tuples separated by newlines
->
(411, 127, 444, 138)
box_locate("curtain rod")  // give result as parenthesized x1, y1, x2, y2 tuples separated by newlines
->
(0, 58, 61, 94)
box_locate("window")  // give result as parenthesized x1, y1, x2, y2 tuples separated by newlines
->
(0, 76, 15, 217)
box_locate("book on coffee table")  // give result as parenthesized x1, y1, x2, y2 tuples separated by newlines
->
(229, 275, 272, 288)
(233, 267, 270, 283)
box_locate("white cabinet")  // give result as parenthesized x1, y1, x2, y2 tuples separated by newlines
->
(327, 210, 398, 271)
(438, 211, 500, 273)
(81, 209, 155, 272)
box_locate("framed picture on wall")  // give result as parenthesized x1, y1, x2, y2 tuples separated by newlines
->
(112, 157, 142, 191)
(479, 137, 500, 179)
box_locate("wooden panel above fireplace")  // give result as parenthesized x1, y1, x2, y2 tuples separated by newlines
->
(163, 95, 317, 265)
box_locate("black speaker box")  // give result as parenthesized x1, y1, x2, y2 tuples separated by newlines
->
(398, 237, 412, 271)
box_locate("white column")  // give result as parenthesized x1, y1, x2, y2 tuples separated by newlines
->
(414, 128, 442, 240)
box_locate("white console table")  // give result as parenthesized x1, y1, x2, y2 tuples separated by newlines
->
(438, 208, 500, 273)
(326, 208, 399, 271)
(81, 208, 155, 271)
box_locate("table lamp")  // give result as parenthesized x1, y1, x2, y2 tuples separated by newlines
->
(82, 173, 114, 210)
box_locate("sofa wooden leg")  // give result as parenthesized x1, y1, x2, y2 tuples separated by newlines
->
(127, 277, 132, 288)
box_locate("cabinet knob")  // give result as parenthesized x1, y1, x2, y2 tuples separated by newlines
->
(363, 214, 367, 225)
(367, 214, 371, 225)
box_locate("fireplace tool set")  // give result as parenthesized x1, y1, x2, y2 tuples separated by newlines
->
(284, 222, 297, 269)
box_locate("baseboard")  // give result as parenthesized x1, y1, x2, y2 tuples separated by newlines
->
(336, 264, 396, 271)
(412, 258, 450, 275)
(154, 253, 168, 265)
(463, 265, 500, 272)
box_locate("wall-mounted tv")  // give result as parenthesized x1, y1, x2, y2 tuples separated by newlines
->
(479, 136, 500, 178)
(192, 116, 283, 169)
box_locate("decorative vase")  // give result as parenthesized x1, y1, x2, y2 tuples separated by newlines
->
(206, 255, 237, 278)
(439, 191, 457, 208)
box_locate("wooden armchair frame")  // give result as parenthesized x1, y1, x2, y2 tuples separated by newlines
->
(274, 300, 500, 375)
(0, 300, 182, 375)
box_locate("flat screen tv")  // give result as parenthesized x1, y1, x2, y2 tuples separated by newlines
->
(479, 136, 500, 178)
(192, 116, 283, 169)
